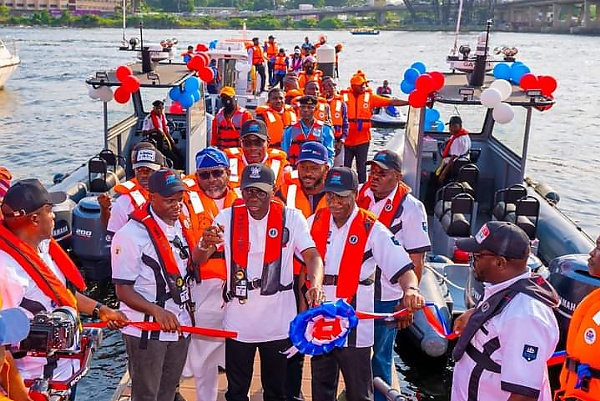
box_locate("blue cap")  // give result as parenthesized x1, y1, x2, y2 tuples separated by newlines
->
(297, 142, 328, 165)
(323, 167, 358, 196)
(0, 308, 30, 345)
(195, 147, 229, 170)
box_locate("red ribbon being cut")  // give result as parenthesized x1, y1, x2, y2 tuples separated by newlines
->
(84, 322, 237, 338)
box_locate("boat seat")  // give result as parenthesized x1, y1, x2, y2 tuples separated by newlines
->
(492, 184, 528, 221)
(454, 163, 479, 195)
(470, 148, 481, 163)
(434, 182, 474, 220)
(440, 193, 474, 237)
(506, 196, 540, 239)
(88, 156, 108, 193)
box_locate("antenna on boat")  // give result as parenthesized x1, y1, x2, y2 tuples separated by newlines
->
(468, 19, 492, 87)
(450, 0, 464, 56)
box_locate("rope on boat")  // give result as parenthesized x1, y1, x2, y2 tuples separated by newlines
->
(425, 264, 466, 291)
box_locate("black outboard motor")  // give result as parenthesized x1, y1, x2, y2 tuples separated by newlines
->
(71, 196, 111, 282)
(547, 254, 600, 348)
(52, 198, 76, 247)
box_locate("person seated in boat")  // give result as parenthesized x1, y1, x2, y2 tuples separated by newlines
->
(292, 80, 331, 125)
(178, 148, 239, 401)
(255, 88, 297, 149)
(0, 167, 11, 221)
(297, 56, 323, 93)
(206, 59, 220, 95)
(181, 45, 194, 63)
(211, 86, 253, 150)
(451, 222, 559, 401)
(357, 150, 431, 401)
(322, 76, 348, 167)
(223, 120, 290, 191)
(556, 235, 600, 401)
(341, 71, 408, 183)
(289, 47, 303, 74)
(0, 179, 127, 392)
(307, 167, 424, 401)
(271, 48, 288, 90)
(282, 95, 335, 167)
(376, 80, 392, 96)
(195, 163, 324, 401)
(100, 142, 165, 236)
(112, 169, 197, 401)
(142, 99, 184, 170)
(434, 115, 471, 184)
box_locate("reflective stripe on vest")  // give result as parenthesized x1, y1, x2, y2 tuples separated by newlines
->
(287, 184, 298, 209)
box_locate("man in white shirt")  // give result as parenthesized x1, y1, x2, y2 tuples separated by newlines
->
(112, 169, 194, 401)
(357, 150, 431, 401)
(451, 222, 559, 401)
(197, 163, 324, 401)
(308, 167, 425, 401)
(436, 115, 471, 183)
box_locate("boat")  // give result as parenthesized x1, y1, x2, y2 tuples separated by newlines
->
(350, 28, 380, 35)
(371, 101, 407, 129)
(0, 38, 20, 89)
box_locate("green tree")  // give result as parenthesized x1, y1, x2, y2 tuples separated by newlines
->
(317, 16, 342, 29)
(292, 17, 317, 28)
(0, 5, 9, 19)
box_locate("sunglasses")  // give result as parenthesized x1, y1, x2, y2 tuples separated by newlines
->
(171, 235, 190, 260)
(242, 187, 269, 199)
(197, 169, 226, 180)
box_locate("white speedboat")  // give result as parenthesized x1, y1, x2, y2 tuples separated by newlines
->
(0, 39, 20, 89)
(371, 103, 407, 128)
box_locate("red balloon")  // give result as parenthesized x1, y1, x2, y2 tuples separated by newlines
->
(195, 43, 209, 52)
(198, 66, 215, 82)
(197, 52, 210, 68)
(538, 75, 557, 96)
(114, 86, 131, 104)
(408, 90, 428, 108)
(169, 101, 184, 114)
(415, 73, 434, 93)
(122, 75, 141, 93)
(429, 71, 445, 91)
(187, 56, 204, 71)
(116, 65, 133, 82)
(519, 73, 539, 91)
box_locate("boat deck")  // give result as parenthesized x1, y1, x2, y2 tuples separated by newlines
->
(111, 355, 350, 401)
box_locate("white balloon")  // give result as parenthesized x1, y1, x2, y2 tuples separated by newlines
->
(490, 79, 512, 101)
(480, 87, 502, 109)
(88, 85, 100, 100)
(492, 102, 515, 124)
(97, 86, 113, 103)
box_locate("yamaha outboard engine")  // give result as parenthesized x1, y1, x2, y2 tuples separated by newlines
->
(52, 198, 76, 247)
(71, 196, 111, 282)
(547, 254, 600, 348)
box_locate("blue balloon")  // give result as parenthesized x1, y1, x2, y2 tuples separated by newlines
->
(403, 68, 421, 85)
(493, 63, 511, 80)
(411, 61, 427, 74)
(169, 87, 182, 101)
(209, 40, 218, 50)
(510, 64, 530, 85)
(191, 90, 201, 103)
(183, 55, 191, 63)
(184, 77, 200, 93)
(179, 95, 194, 109)
(400, 80, 415, 95)
(425, 108, 440, 123)
(435, 120, 445, 132)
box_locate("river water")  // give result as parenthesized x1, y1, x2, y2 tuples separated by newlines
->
(1, 27, 599, 400)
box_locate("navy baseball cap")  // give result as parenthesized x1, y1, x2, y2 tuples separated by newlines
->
(2, 179, 67, 218)
(456, 221, 530, 260)
(297, 142, 328, 165)
(447, 116, 462, 126)
(241, 120, 268, 141)
(367, 150, 402, 172)
(148, 169, 186, 197)
(195, 147, 229, 170)
(240, 163, 275, 192)
(323, 167, 358, 196)
(0, 308, 30, 345)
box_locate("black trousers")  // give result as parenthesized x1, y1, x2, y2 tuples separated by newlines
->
(286, 352, 305, 401)
(267, 61, 275, 85)
(254, 63, 267, 92)
(225, 338, 290, 401)
(344, 142, 370, 184)
(311, 346, 373, 401)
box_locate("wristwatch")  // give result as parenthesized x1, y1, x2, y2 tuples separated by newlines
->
(92, 302, 103, 319)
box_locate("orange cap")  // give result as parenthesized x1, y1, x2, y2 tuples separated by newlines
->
(350, 74, 367, 86)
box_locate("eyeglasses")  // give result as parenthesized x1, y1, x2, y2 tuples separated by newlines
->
(171, 235, 189, 260)
(242, 187, 269, 199)
(472, 251, 497, 262)
(197, 169, 226, 180)
(241, 138, 265, 148)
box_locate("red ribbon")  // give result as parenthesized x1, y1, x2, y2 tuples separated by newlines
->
(84, 322, 237, 338)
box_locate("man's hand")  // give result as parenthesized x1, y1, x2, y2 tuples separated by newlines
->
(305, 286, 325, 307)
(334, 140, 343, 156)
(98, 306, 129, 330)
(152, 307, 180, 332)
(402, 287, 425, 312)
(394, 303, 414, 330)
(453, 308, 475, 336)
(201, 225, 224, 248)
(97, 193, 111, 210)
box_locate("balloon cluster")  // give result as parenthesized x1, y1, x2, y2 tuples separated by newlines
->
(400, 62, 445, 108)
(480, 79, 515, 124)
(186, 50, 215, 83)
(519, 74, 557, 97)
(424, 108, 444, 132)
(169, 76, 202, 110)
(492, 62, 531, 85)
(114, 65, 141, 104)
(88, 85, 113, 102)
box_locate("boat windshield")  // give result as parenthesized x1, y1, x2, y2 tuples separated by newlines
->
(142, 87, 177, 114)
(107, 98, 135, 130)
(490, 106, 528, 158)
(422, 103, 486, 137)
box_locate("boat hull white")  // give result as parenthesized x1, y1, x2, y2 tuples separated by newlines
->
(0, 62, 19, 89)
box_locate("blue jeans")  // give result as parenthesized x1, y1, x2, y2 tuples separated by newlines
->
(372, 299, 399, 401)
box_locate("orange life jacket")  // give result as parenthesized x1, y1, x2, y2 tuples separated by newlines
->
(342, 89, 374, 146)
(279, 170, 327, 219)
(328, 95, 345, 139)
(213, 107, 249, 149)
(298, 70, 323, 92)
(264, 42, 278, 59)
(274, 55, 287, 72)
(252, 45, 264, 65)
(224, 147, 288, 190)
(311, 208, 376, 300)
(286, 120, 327, 166)
(0, 224, 85, 309)
(114, 177, 148, 209)
(255, 105, 298, 147)
(559, 288, 600, 401)
(357, 181, 411, 228)
(181, 177, 238, 281)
